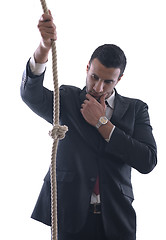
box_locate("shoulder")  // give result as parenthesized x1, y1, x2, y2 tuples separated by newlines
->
(114, 91, 151, 126)
(60, 85, 82, 96)
(59, 85, 84, 107)
(115, 91, 148, 110)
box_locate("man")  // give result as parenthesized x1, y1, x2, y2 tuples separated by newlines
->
(21, 12, 157, 240)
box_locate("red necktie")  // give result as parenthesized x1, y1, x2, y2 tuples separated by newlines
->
(93, 176, 100, 195)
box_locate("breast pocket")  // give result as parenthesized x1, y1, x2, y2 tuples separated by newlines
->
(44, 169, 75, 182)
(56, 171, 75, 182)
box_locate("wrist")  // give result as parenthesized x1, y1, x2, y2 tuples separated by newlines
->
(34, 42, 51, 64)
(40, 40, 52, 51)
(96, 116, 108, 129)
(97, 120, 115, 140)
(29, 55, 46, 76)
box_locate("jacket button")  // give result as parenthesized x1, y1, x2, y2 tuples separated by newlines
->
(90, 177, 96, 182)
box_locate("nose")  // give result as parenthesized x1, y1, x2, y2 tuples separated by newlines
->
(93, 80, 104, 93)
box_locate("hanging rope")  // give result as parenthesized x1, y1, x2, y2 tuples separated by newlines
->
(39, 1, 68, 239)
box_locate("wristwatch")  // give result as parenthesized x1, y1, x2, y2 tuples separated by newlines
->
(96, 116, 108, 129)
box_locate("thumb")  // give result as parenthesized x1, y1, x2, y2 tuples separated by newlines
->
(48, 10, 52, 16)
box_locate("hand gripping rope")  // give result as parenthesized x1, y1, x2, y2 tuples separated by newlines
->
(40, 1, 68, 239)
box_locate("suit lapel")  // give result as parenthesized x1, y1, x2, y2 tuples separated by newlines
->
(79, 87, 87, 104)
(111, 90, 129, 125)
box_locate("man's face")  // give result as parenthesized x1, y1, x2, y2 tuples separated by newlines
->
(86, 58, 121, 100)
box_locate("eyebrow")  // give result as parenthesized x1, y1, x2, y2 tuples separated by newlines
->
(92, 73, 115, 82)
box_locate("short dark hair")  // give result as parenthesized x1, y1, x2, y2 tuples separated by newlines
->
(89, 44, 127, 78)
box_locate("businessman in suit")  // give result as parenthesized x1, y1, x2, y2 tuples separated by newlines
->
(21, 13, 157, 240)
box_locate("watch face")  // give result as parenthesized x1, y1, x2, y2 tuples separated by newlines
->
(96, 116, 108, 129)
(100, 117, 107, 124)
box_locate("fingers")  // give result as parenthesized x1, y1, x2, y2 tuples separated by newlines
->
(80, 94, 106, 126)
(38, 12, 57, 41)
(39, 26, 57, 41)
(85, 93, 106, 106)
(39, 11, 53, 22)
(85, 93, 95, 101)
(100, 94, 107, 108)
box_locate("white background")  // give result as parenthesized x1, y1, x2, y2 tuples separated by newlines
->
(0, 0, 165, 239)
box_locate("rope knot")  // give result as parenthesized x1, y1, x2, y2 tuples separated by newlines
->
(49, 124, 68, 140)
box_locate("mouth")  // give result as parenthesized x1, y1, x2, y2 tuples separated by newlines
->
(89, 91, 102, 98)
(90, 94, 102, 101)
(89, 91, 108, 101)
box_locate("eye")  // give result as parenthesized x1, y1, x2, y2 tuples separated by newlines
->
(104, 80, 114, 84)
(91, 74, 99, 80)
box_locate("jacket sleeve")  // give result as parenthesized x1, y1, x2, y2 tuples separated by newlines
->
(20, 60, 53, 124)
(104, 101, 157, 174)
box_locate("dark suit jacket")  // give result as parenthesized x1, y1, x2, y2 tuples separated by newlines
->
(21, 61, 157, 240)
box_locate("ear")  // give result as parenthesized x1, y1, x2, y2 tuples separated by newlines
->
(115, 74, 123, 87)
(118, 74, 123, 82)
(86, 62, 90, 72)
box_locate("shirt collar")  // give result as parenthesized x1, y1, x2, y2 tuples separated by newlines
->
(106, 89, 115, 109)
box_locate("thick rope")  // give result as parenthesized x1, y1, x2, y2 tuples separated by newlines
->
(39, 1, 68, 239)
(49, 125, 68, 140)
